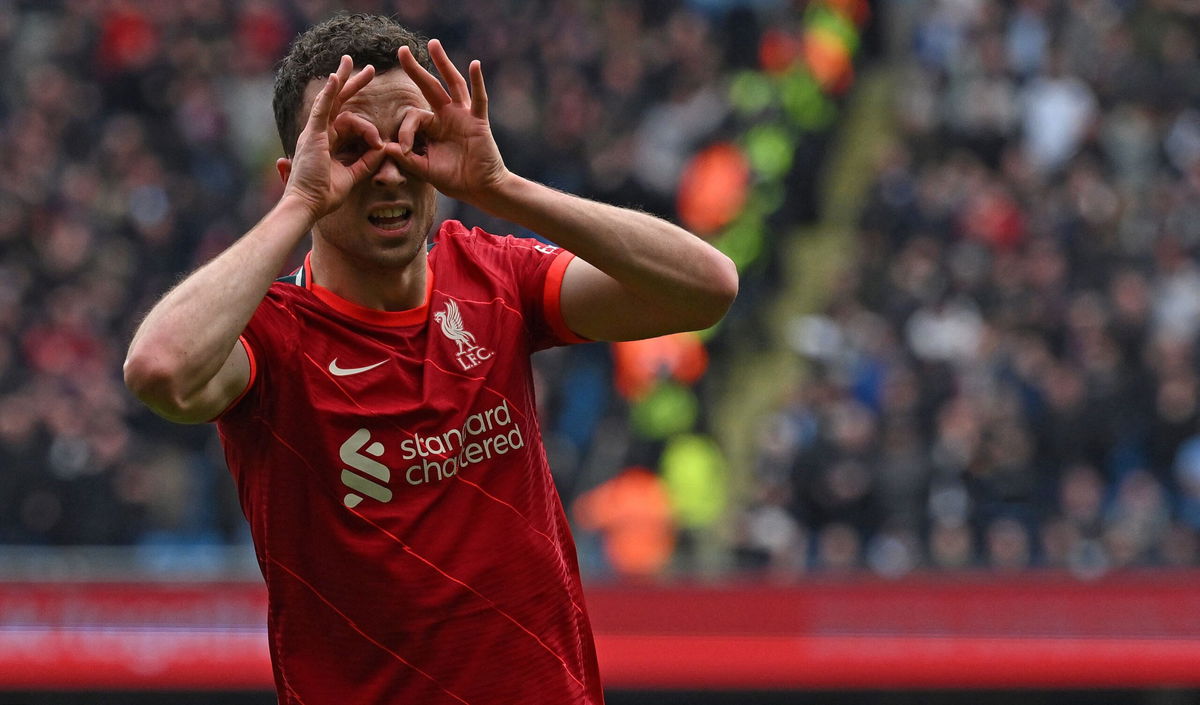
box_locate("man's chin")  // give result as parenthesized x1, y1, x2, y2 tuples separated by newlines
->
(363, 232, 428, 270)
(315, 216, 432, 271)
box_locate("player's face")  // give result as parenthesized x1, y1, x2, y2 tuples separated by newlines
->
(302, 68, 439, 272)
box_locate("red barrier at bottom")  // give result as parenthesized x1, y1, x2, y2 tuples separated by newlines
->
(3, 630, 1197, 690)
(3, 574, 1200, 690)
(595, 634, 1200, 689)
(0, 628, 272, 689)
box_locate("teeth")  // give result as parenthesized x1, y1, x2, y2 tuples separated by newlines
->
(370, 207, 410, 219)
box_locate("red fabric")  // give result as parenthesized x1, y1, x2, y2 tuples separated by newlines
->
(612, 333, 709, 401)
(216, 221, 601, 705)
(235, 4, 290, 68)
(573, 467, 675, 577)
(676, 143, 750, 236)
(543, 247, 588, 344)
(961, 186, 1026, 250)
(759, 29, 803, 74)
(803, 29, 855, 94)
(96, 8, 158, 74)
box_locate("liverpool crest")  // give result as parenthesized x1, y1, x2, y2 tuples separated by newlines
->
(434, 299, 493, 370)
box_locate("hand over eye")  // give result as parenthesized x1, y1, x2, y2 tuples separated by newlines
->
(389, 39, 509, 204)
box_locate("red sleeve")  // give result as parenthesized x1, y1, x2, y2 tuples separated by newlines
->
(210, 287, 298, 422)
(206, 334, 257, 422)
(541, 249, 587, 347)
(439, 221, 589, 351)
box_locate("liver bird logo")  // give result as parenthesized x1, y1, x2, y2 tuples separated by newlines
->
(434, 299, 493, 370)
(434, 299, 478, 354)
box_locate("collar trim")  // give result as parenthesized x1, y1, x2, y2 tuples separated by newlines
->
(303, 251, 432, 327)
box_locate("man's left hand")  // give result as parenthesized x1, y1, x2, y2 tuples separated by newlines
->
(392, 39, 509, 205)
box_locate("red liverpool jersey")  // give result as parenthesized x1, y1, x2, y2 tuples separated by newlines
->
(215, 220, 603, 705)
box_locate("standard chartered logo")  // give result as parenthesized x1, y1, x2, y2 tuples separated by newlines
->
(399, 399, 524, 486)
(337, 400, 525, 508)
(339, 428, 392, 508)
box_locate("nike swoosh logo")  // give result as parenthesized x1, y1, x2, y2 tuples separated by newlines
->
(328, 358, 388, 377)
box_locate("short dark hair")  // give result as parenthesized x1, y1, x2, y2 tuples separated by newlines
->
(272, 13, 434, 156)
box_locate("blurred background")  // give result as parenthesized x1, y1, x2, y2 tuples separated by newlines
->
(2, 0, 1200, 702)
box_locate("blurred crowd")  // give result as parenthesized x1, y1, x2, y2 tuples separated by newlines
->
(737, 0, 1200, 576)
(0, 0, 772, 553)
(8, 0, 1198, 582)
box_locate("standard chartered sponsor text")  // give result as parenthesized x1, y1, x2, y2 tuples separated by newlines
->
(400, 400, 524, 485)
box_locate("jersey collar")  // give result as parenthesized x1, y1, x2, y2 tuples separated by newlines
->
(301, 251, 433, 327)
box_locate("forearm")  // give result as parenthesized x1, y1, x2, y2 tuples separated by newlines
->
(124, 198, 315, 407)
(479, 174, 738, 327)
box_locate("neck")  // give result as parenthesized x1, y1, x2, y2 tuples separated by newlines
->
(309, 243, 428, 312)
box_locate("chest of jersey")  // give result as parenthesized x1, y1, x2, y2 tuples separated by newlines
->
(278, 290, 538, 511)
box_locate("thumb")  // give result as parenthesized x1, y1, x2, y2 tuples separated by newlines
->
(384, 141, 430, 182)
(395, 107, 435, 153)
(345, 143, 388, 184)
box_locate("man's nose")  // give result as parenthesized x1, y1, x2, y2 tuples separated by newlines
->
(373, 153, 407, 186)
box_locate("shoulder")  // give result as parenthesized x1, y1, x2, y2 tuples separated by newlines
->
(433, 220, 561, 258)
(432, 221, 569, 295)
(244, 276, 317, 333)
(432, 220, 506, 263)
(262, 278, 312, 309)
(430, 220, 514, 281)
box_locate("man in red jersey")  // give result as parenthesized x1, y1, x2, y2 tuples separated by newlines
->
(124, 13, 736, 705)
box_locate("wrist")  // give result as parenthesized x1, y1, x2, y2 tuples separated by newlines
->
(473, 170, 532, 221)
(269, 195, 322, 239)
(275, 192, 323, 230)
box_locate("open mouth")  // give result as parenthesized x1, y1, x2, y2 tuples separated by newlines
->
(368, 206, 412, 231)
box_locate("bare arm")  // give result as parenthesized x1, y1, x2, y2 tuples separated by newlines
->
(124, 57, 385, 423)
(123, 203, 313, 423)
(480, 177, 737, 341)
(393, 40, 737, 342)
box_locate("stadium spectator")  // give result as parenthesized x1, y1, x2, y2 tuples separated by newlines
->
(4, 0, 1199, 580)
(0, 1, 742, 560)
(744, 0, 1200, 576)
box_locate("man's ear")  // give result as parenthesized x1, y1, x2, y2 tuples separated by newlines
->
(276, 157, 292, 185)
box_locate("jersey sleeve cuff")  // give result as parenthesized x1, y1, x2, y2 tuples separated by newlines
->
(542, 250, 590, 345)
(207, 335, 258, 423)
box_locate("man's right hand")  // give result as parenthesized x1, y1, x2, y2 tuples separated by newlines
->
(278, 55, 386, 221)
